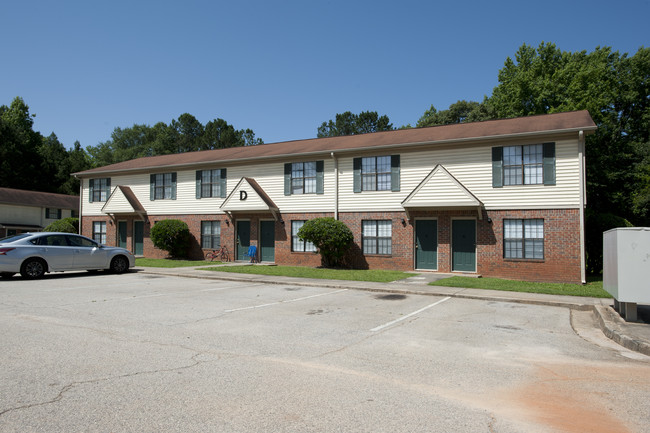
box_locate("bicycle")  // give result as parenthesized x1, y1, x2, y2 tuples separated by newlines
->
(205, 245, 230, 262)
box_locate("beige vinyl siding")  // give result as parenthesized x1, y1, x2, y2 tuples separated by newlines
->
(0, 204, 44, 226)
(102, 190, 135, 213)
(81, 137, 581, 216)
(226, 160, 335, 213)
(338, 138, 580, 212)
(82, 160, 336, 216)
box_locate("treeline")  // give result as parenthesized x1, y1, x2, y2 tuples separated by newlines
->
(86, 114, 264, 168)
(0, 98, 90, 195)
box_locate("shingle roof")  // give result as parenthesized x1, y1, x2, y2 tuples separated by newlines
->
(74, 110, 596, 177)
(0, 187, 79, 210)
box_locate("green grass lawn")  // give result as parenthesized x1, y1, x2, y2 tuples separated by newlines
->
(136, 258, 609, 298)
(200, 265, 416, 283)
(429, 275, 610, 298)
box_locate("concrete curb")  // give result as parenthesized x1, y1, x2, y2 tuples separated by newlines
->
(593, 305, 650, 356)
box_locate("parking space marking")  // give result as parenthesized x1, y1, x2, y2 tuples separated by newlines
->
(224, 289, 348, 313)
(370, 296, 451, 332)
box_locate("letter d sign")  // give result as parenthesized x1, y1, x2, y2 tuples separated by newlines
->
(240, 190, 248, 201)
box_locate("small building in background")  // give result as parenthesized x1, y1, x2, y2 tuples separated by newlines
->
(0, 187, 79, 237)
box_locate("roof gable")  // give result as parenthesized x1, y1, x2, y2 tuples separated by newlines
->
(402, 165, 482, 208)
(101, 186, 146, 215)
(220, 178, 279, 213)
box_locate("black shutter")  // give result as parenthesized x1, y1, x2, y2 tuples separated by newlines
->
(391, 155, 400, 192)
(316, 160, 324, 194)
(150, 174, 155, 201)
(353, 158, 362, 193)
(57, 209, 62, 219)
(171, 173, 177, 200)
(106, 178, 111, 198)
(492, 147, 503, 188)
(284, 163, 292, 196)
(88, 179, 94, 203)
(196, 171, 202, 199)
(543, 142, 556, 185)
(220, 169, 227, 198)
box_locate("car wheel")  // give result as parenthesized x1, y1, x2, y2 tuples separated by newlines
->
(109, 256, 129, 274)
(0, 272, 15, 279)
(20, 258, 46, 279)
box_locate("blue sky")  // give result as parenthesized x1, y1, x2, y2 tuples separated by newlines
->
(2, 0, 648, 149)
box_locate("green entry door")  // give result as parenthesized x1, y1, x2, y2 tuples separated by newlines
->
(259, 220, 275, 262)
(452, 220, 476, 272)
(415, 220, 437, 270)
(118, 221, 127, 249)
(134, 221, 144, 256)
(236, 220, 250, 261)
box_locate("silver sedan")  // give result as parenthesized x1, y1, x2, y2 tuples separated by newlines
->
(0, 232, 135, 279)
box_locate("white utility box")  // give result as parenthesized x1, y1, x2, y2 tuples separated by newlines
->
(603, 227, 650, 321)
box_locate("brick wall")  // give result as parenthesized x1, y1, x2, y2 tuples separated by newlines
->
(81, 207, 582, 283)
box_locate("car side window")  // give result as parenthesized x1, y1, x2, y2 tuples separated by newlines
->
(36, 235, 68, 246)
(67, 235, 97, 248)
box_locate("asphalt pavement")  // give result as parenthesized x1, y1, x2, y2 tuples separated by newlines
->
(135, 264, 650, 357)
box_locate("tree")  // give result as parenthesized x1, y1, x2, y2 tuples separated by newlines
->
(483, 42, 650, 226)
(149, 219, 191, 258)
(297, 217, 354, 267)
(317, 111, 393, 137)
(0, 97, 43, 190)
(85, 114, 263, 167)
(416, 100, 490, 127)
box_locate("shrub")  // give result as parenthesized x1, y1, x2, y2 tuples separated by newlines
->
(297, 217, 354, 268)
(149, 219, 191, 258)
(44, 217, 79, 233)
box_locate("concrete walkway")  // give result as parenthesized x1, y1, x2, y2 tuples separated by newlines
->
(135, 265, 650, 357)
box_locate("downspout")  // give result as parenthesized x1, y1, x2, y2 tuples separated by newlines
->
(578, 131, 586, 284)
(331, 152, 339, 220)
(76, 175, 83, 235)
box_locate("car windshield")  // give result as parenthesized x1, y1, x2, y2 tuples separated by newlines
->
(0, 233, 33, 243)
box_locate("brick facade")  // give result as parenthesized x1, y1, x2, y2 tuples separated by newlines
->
(81, 207, 582, 283)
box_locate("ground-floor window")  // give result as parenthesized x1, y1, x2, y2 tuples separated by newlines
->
(504, 219, 544, 259)
(201, 221, 221, 249)
(362, 220, 392, 255)
(93, 221, 107, 245)
(292, 221, 316, 252)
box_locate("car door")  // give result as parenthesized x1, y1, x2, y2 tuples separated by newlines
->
(35, 234, 74, 270)
(66, 235, 108, 269)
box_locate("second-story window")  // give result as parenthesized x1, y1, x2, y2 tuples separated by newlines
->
(492, 143, 555, 187)
(196, 169, 226, 199)
(353, 155, 400, 193)
(284, 161, 324, 195)
(89, 178, 111, 202)
(150, 173, 177, 200)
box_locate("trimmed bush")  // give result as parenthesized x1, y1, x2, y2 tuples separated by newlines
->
(44, 217, 79, 233)
(297, 217, 354, 268)
(150, 219, 191, 258)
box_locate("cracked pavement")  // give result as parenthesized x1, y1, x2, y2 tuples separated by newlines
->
(1, 271, 649, 432)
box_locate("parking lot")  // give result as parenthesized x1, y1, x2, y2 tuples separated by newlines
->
(1, 271, 649, 433)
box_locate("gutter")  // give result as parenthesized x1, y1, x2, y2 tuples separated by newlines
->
(331, 152, 339, 219)
(579, 130, 587, 284)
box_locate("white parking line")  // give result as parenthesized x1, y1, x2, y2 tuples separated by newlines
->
(224, 288, 349, 312)
(370, 296, 451, 332)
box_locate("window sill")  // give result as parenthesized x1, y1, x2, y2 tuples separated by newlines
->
(504, 258, 545, 263)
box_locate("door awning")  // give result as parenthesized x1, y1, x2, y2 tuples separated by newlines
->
(101, 186, 147, 221)
(401, 165, 483, 219)
(220, 177, 280, 221)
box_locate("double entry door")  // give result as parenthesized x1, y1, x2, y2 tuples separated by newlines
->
(117, 220, 144, 256)
(236, 220, 276, 262)
(415, 219, 476, 272)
